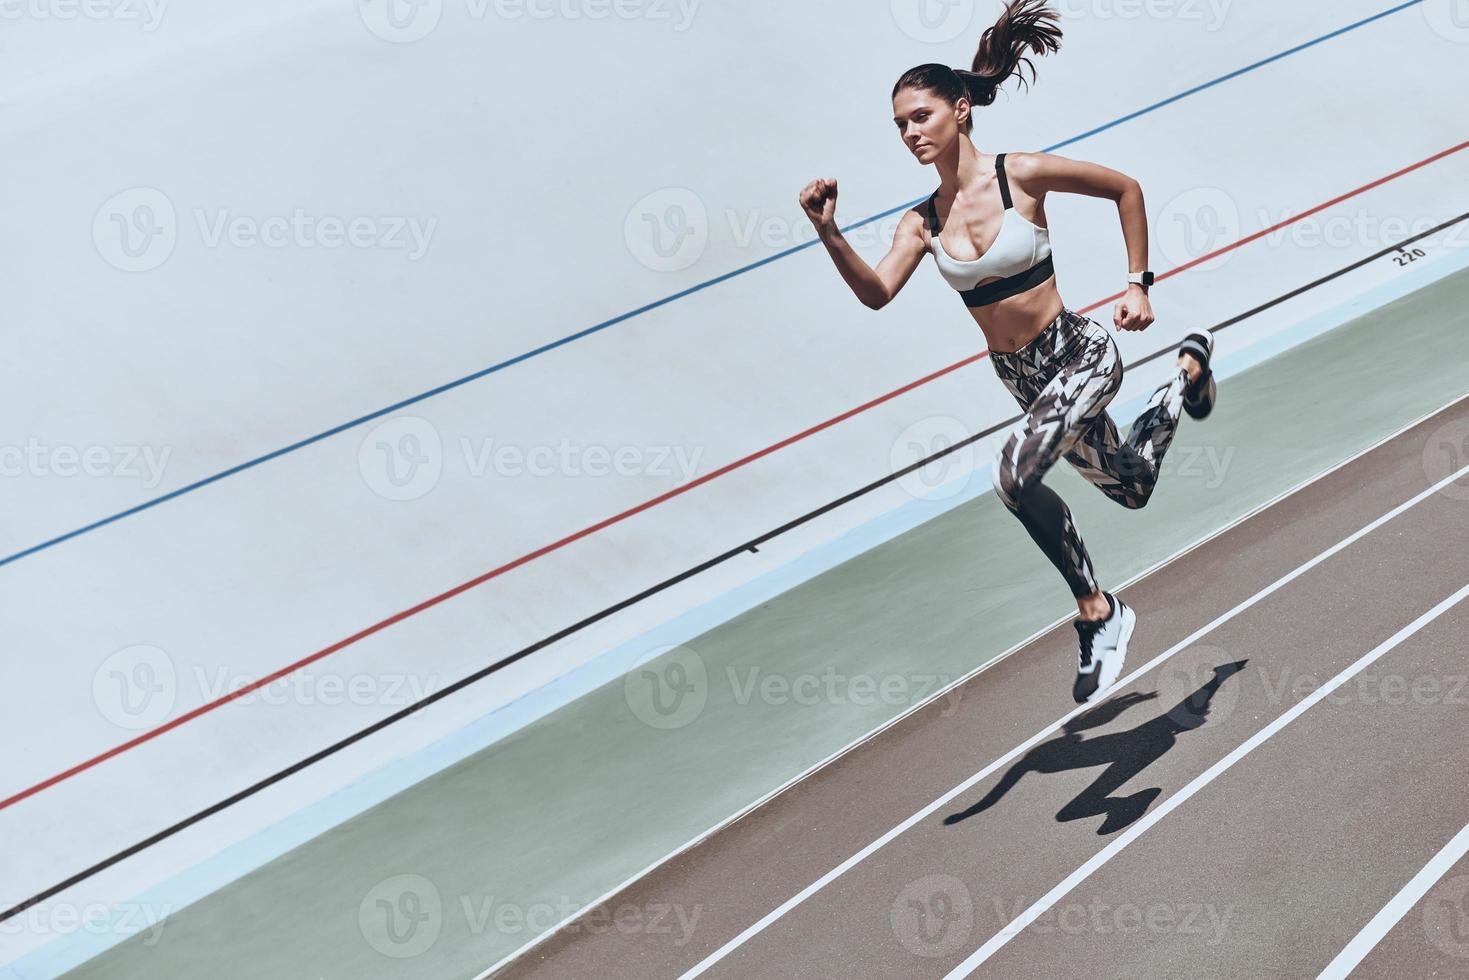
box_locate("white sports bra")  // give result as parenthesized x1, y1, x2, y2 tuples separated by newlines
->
(927, 152, 1054, 308)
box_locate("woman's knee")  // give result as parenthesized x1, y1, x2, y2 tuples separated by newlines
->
(1120, 484, 1153, 510)
(1112, 445, 1157, 508)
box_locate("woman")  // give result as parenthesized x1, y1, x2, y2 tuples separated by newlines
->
(797, 0, 1216, 705)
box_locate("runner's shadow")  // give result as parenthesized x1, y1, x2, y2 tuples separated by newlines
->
(943, 660, 1249, 835)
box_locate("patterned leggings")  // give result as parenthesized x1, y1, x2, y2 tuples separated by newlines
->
(990, 307, 1190, 599)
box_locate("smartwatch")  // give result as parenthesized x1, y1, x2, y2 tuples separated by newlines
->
(1128, 271, 1155, 289)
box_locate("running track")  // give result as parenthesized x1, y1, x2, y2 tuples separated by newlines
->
(491, 392, 1469, 979)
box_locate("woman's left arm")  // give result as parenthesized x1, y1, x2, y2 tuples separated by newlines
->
(1010, 151, 1154, 332)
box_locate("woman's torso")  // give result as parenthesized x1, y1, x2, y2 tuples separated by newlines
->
(921, 152, 1064, 352)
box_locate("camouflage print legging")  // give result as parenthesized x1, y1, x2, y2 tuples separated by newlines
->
(990, 307, 1190, 599)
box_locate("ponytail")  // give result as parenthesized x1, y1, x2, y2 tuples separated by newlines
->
(959, 0, 1063, 109)
(893, 1, 1063, 133)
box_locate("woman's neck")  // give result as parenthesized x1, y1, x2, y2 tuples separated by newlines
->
(935, 133, 988, 195)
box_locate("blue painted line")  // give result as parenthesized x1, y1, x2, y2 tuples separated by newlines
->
(0, 0, 1424, 573)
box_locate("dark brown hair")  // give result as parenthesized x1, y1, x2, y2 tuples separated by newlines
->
(892, 0, 1063, 133)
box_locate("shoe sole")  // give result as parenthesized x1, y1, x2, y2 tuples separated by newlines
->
(1085, 602, 1136, 704)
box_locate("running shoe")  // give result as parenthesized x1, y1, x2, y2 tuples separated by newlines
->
(1179, 332, 1216, 421)
(1072, 593, 1136, 704)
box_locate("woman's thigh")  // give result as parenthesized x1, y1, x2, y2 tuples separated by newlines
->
(995, 320, 1123, 493)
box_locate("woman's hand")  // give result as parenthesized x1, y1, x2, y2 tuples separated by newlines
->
(799, 177, 839, 234)
(1114, 285, 1154, 332)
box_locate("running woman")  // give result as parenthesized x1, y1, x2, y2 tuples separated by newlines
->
(797, 0, 1216, 704)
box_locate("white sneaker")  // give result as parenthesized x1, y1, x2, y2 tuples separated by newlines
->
(1072, 593, 1136, 704)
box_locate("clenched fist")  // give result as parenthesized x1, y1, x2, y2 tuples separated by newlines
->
(799, 177, 839, 232)
(1113, 286, 1155, 332)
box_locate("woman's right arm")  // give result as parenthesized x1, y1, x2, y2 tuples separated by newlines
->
(799, 178, 929, 310)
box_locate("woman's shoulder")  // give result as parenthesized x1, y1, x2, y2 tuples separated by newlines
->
(897, 198, 936, 248)
(1001, 151, 1046, 180)
(1000, 151, 1061, 204)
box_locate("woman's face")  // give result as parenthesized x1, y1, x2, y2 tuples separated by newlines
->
(892, 87, 967, 164)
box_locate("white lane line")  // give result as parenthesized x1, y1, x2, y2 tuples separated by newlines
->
(943, 581, 1469, 978)
(678, 461, 1469, 979)
(1318, 821, 1469, 979)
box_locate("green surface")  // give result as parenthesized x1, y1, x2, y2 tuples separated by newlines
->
(66, 265, 1469, 980)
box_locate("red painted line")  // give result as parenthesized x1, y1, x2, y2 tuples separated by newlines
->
(5, 138, 1466, 813)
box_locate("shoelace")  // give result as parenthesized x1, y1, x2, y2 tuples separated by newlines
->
(1073, 618, 1103, 668)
